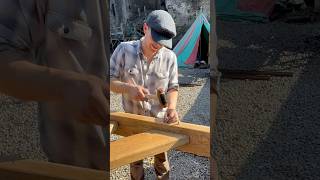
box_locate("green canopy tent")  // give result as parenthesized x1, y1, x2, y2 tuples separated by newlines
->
(173, 13, 210, 68)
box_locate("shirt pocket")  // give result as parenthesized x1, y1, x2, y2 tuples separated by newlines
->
(149, 71, 170, 90)
(123, 67, 140, 83)
(154, 71, 169, 79)
(46, 11, 92, 43)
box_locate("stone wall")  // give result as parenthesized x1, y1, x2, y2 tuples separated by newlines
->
(109, 0, 210, 45)
(109, 0, 131, 34)
(166, 0, 210, 44)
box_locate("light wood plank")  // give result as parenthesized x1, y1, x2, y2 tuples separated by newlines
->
(0, 160, 107, 180)
(110, 130, 188, 169)
(110, 112, 210, 157)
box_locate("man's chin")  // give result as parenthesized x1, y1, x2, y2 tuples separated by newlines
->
(150, 45, 160, 52)
(150, 48, 158, 53)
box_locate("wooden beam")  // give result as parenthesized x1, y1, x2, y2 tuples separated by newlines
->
(222, 74, 271, 80)
(110, 121, 118, 134)
(110, 130, 188, 169)
(219, 68, 293, 77)
(0, 160, 107, 180)
(110, 112, 210, 157)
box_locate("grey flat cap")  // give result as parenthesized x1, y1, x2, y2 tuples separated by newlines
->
(146, 10, 176, 49)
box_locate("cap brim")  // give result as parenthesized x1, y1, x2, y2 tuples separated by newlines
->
(150, 29, 173, 49)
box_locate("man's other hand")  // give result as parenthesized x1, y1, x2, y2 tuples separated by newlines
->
(164, 109, 179, 124)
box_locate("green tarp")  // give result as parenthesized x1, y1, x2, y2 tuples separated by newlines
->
(173, 13, 210, 67)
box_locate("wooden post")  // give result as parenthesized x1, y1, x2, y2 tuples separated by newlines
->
(211, 0, 220, 179)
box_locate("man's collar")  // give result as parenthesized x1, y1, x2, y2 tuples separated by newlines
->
(137, 37, 144, 56)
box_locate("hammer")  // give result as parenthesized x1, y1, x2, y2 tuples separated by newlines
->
(130, 78, 168, 108)
(145, 89, 168, 108)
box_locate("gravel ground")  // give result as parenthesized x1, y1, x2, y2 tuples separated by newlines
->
(214, 20, 320, 179)
(0, 96, 46, 162)
(110, 68, 210, 180)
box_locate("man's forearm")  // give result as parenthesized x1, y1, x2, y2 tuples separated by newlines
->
(167, 89, 178, 109)
(0, 60, 87, 102)
(110, 78, 133, 94)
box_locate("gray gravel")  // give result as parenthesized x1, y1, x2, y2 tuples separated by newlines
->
(0, 95, 47, 162)
(110, 68, 210, 180)
(214, 20, 320, 180)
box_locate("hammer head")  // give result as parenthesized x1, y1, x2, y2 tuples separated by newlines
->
(157, 89, 168, 108)
(144, 88, 168, 108)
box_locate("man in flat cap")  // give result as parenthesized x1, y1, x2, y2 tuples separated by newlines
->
(0, 0, 108, 170)
(110, 10, 179, 180)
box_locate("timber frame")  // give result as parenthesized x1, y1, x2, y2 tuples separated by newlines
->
(0, 112, 210, 178)
(110, 112, 210, 170)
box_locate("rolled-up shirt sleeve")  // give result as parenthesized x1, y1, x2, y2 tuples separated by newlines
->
(110, 43, 124, 79)
(167, 53, 179, 91)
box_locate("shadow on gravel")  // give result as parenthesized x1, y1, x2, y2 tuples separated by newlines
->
(215, 21, 320, 179)
(179, 68, 210, 85)
(179, 75, 210, 126)
(217, 21, 320, 71)
(237, 55, 320, 180)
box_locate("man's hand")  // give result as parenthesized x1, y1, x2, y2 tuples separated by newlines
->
(127, 84, 149, 101)
(61, 74, 108, 126)
(0, 60, 108, 126)
(110, 79, 149, 101)
(164, 109, 180, 124)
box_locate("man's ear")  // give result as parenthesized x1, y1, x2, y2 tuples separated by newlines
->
(143, 23, 148, 34)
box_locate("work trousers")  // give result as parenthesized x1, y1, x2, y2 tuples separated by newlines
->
(130, 152, 169, 180)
